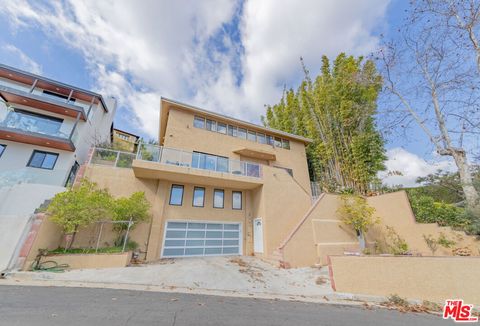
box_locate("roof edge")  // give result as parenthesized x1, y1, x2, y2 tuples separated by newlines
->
(160, 97, 313, 144)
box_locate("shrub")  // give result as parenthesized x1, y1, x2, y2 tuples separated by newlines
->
(385, 226, 409, 255)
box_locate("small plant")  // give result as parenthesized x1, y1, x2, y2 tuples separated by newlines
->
(337, 195, 379, 249)
(362, 248, 372, 255)
(385, 226, 409, 255)
(384, 294, 410, 309)
(423, 234, 438, 256)
(437, 232, 456, 248)
(452, 247, 472, 256)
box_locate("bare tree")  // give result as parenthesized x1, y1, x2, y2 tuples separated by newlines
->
(378, 0, 480, 213)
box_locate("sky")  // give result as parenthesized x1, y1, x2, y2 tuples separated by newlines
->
(0, 0, 459, 187)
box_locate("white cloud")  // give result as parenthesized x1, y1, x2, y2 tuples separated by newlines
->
(1, 44, 42, 74)
(0, 0, 390, 138)
(380, 148, 456, 187)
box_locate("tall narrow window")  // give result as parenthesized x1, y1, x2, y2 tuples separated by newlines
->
(217, 122, 227, 134)
(237, 128, 247, 139)
(227, 125, 237, 137)
(266, 135, 274, 146)
(274, 137, 282, 147)
(169, 185, 184, 206)
(192, 187, 205, 207)
(282, 139, 290, 149)
(213, 189, 224, 208)
(247, 130, 256, 142)
(0, 144, 5, 158)
(257, 133, 266, 144)
(206, 119, 216, 132)
(232, 191, 242, 210)
(193, 116, 205, 129)
(27, 150, 58, 170)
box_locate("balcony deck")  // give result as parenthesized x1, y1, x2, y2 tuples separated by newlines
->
(132, 159, 263, 190)
(0, 126, 75, 151)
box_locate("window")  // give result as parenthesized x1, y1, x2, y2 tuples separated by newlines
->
(227, 125, 237, 137)
(232, 191, 242, 210)
(192, 187, 205, 207)
(247, 130, 256, 142)
(117, 133, 129, 141)
(266, 135, 274, 146)
(213, 189, 224, 208)
(193, 116, 205, 129)
(42, 90, 76, 103)
(274, 137, 282, 147)
(169, 185, 184, 206)
(282, 139, 290, 150)
(0, 144, 5, 158)
(27, 150, 58, 170)
(237, 127, 247, 139)
(206, 119, 216, 132)
(257, 133, 266, 144)
(217, 122, 227, 134)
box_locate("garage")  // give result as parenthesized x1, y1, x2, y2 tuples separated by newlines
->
(162, 221, 242, 257)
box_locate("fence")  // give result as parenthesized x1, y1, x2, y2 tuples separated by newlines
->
(311, 181, 322, 201)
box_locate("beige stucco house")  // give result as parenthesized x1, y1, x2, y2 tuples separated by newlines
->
(20, 97, 480, 270)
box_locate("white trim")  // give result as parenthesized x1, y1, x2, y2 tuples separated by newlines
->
(160, 219, 243, 258)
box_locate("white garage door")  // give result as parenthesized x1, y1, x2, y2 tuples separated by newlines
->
(162, 221, 242, 257)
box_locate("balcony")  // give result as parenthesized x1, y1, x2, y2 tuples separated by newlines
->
(0, 103, 78, 151)
(131, 145, 263, 189)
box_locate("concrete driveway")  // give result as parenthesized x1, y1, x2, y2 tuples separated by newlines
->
(10, 256, 334, 300)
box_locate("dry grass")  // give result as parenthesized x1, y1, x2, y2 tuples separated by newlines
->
(315, 276, 327, 285)
(381, 294, 441, 314)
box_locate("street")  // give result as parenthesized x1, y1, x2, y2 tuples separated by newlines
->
(0, 285, 448, 325)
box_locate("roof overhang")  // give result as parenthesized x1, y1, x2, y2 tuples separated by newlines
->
(159, 97, 313, 146)
(233, 147, 276, 161)
(0, 64, 109, 113)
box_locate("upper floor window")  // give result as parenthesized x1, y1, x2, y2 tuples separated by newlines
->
(232, 191, 242, 210)
(257, 133, 266, 144)
(194, 116, 205, 129)
(217, 122, 227, 134)
(213, 189, 224, 208)
(192, 152, 229, 173)
(27, 150, 58, 170)
(192, 114, 291, 149)
(227, 125, 237, 137)
(206, 119, 216, 132)
(42, 90, 76, 103)
(238, 127, 247, 139)
(0, 144, 5, 158)
(192, 187, 205, 207)
(169, 184, 184, 206)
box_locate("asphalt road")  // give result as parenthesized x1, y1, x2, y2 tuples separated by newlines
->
(0, 285, 449, 326)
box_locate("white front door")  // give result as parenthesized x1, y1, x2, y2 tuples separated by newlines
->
(253, 218, 264, 253)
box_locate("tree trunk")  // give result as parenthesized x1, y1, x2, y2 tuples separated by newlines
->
(67, 226, 79, 250)
(357, 230, 366, 250)
(451, 150, 480, 212)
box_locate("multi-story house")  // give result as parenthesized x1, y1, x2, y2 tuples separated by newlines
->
(111, 128, 140, 153)
(63, 97, 315, 264)
(0, 63, 116, 272)
(0, 64, 116, 187)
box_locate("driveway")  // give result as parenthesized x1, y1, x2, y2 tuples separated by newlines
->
(9, 256, 334, 300)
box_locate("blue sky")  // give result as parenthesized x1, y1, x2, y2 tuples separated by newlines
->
(0, 0, 462, 186)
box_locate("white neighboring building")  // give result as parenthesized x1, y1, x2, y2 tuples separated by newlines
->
(0, 63, 116, 272)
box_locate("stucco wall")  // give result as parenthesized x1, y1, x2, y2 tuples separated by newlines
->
(330, 255, 480, 305)
(39, 252, 131, 270)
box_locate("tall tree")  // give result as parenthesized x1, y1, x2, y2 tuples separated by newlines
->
(378, 0, 480, 213)
(263, 54, 386, 194)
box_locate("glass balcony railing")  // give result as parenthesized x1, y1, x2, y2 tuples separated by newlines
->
(136, 144, 262, 179)
(0, 77, 90, 113)
(90, 148, 136, 168)
(0, 102, 77, 141)
(0, 168, 69, 188)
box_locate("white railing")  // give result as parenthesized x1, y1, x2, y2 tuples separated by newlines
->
(137, 144, 262, 179)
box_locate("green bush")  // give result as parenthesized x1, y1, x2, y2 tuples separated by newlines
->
(407, 192, 470, 228)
